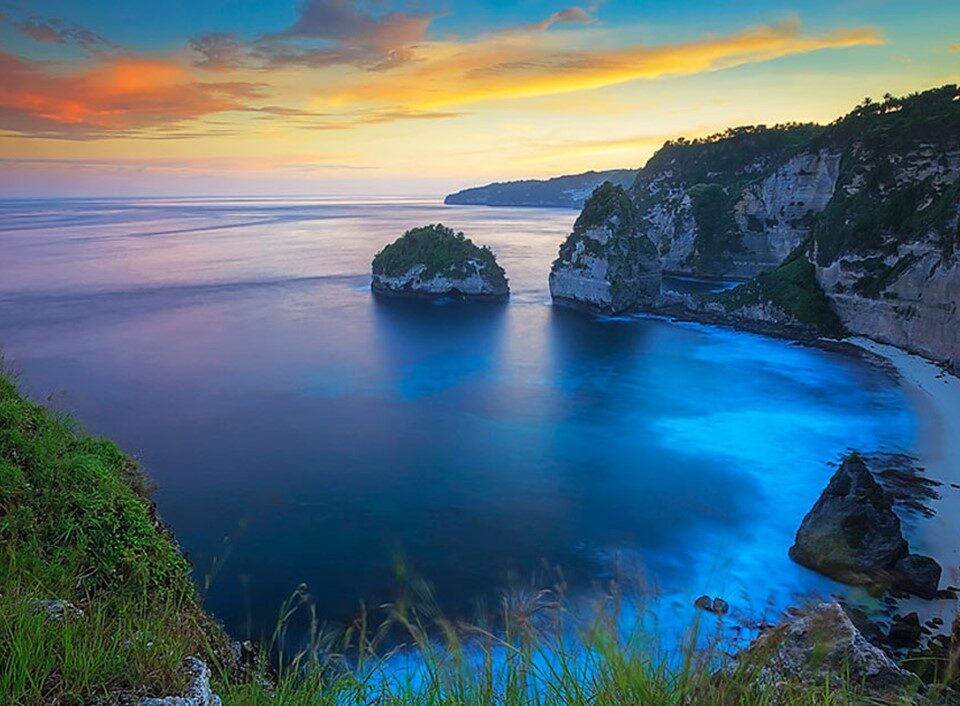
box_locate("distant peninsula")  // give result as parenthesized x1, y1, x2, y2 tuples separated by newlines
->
(371, 224, 509, 299)
(444, 169, 638, 209)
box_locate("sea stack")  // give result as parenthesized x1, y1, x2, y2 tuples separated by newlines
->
(549, 182, 661, 313)
(789, 453, 943, 597)
(371, 224, 509, 299)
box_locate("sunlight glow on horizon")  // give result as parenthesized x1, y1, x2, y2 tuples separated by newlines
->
(0, 0, 957, 196)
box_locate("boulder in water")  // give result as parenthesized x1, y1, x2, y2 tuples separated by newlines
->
(789, 453, 907, 586)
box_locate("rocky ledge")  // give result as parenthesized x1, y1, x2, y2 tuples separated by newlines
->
(789, 453, 944, 599)
(371, 224, 508, 299)
(549, 182, 661, 313)
(736, 602, 923, 703)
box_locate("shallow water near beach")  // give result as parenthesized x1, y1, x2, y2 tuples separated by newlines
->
(0, 196, 919, 645)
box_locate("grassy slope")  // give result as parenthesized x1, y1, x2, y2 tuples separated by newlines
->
(0, 369, 230, 705)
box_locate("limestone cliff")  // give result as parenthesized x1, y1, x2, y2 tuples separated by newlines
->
(617, 85, 960, 372)
(631, 123, 829, 277)
(549, 183, 661, 313)
(804, 88, 960, 372)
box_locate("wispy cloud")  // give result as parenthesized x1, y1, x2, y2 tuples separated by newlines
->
(4, 15, 116, 54)
(514, 6, 597, 34)
(0, 51, 263, 139)
(330, 18, 885, 109)
(0, 10, 885, 142)
(249, 0, 434, 70)
(190, 32, 246, 71)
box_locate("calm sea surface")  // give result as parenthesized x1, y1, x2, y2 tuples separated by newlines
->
(0, 196, 917, 643)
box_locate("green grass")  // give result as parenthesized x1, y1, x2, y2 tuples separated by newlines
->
(0, 366, 228, 704)
(0, 366, 955, 705)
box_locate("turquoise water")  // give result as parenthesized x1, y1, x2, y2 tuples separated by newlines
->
(0, 196, 917, 645)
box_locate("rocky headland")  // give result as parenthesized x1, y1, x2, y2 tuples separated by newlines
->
(549, 182, 662, 313)
(371, 224, 509, 299)
(518, 85, 960, 374)
(646, 88, 960, 373)
(444, 168, 638, 208)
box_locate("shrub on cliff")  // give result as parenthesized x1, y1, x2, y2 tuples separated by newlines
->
(710, 252, 844, 334)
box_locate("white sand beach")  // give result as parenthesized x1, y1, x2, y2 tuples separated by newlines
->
(848, 338, 960, 592)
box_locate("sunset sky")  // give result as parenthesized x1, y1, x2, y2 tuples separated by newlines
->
(0, 0, 957, 196)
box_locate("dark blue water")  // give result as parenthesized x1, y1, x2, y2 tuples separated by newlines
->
(0, 196, 917, 644)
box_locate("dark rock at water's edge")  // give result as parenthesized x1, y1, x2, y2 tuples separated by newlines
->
(694, 595, 730, 615)
(892, 554, 943, 599)
(735, 602, 922, 702)
(549, 182, 661, 313)
(444, 168, 638, 209)
(789, 453, 945, 599)
(888, 612, 923, 649)
(371, 224, 509, 300)
(789, 453, 907, 585)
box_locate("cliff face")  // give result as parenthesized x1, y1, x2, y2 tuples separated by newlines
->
(802, 92, 960, 372)
(631, 124, 827, 277)
(733, 149, 841, 275)
(372, 260, 509, 298)
(622, 85, 960, 372)
(549, 183, 661, 313)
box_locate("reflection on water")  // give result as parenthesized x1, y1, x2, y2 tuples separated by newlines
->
(0, 196, 917, 644)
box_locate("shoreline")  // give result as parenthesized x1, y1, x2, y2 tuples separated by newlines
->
(846, 338, 960, 583)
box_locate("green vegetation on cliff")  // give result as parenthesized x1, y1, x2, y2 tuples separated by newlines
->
(0, 369, 225, 704)
(554, 182, 657, 274)
(633, 123, 824, 274)
(809, 86, 960, 270)
(711, 253, 844, 334)
(641, 123, 825, 190)
(372, 224, 507, 288)
(572, 181, 640, 236)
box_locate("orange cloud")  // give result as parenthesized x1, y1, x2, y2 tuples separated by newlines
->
(0, 52, 262, 138)
(330, 19, 884, 109)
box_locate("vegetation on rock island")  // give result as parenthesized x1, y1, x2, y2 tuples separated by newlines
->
(372, 224, 507, 289)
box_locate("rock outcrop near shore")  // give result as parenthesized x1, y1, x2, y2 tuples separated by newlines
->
(738, 602, 922, 702)
(371, 224, 508, 299)
(549, 182, 661, 313)
(789, 453, 942, 598)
